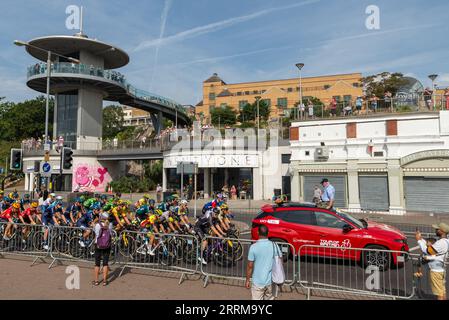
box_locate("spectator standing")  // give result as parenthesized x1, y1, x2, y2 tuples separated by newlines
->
(329, 97, 337, 117)
(93, 212, 113, 286)
(246, 225, 281, 300)
(370, 94, 378, 113)
(319, 178, 335, 210)
(384, 91, 393, 111)
(444, 88, 449, 111)
(299, 102, 305, 120)
(355, 96, 363, 115)
(416, 223, 449, 300)
(423, 88, 433, 110)
(230, 185, 237, 200)
(156, 184, 162, 202)
(312, 185, 322, 204)
(307, 100, 314, 119)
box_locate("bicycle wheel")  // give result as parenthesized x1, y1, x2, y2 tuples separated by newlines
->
(68, 236, 84, 259)
(213, 241, 236, 267)
(158, 238, 176, 266)
(32, 230, 45, 251)
(118, 233, 136, 260)
(181, 237, 196, 264)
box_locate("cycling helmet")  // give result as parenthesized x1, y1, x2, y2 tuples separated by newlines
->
(56, 196, 63, 201)
(91, 204, 101, 211)
(49, 193, 56, 197)
(180, 199, 188, 205)
(216, 193, 223, 199)
(0, 190, 4, 195)
(220, 204, 229, 210)
(74, 198, 81, 203)
(143, 194, 150, 199)
(23, 194, 30, 199)
(148, 199, 156, 205)
(100, 195, 108, 200)
(154, 209, 163, 216)
(94, 193, 100, 198)
(31, 201, 39, 208)
(12, 202, 21, 209)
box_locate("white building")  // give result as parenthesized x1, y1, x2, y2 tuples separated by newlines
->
(289, 111, 449, 214)
(162, 129, 291, 200)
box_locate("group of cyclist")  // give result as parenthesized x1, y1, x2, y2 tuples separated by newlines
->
(0, 189, 236, 264)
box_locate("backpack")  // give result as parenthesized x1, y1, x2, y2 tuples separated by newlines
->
(96, 222, 111, 249)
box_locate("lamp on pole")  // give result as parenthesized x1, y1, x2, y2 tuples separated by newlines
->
(428, 74, 438, 111)
(295, 63, 305, 120)
(255, 96, 261, 132)
(14, 40, 80, 149)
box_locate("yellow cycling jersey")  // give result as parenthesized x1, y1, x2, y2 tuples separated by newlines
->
(111, 207, 128, 219)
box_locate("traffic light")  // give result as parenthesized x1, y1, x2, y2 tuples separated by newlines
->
(10, 149, 22, 171)
(61, 147, 73, 170)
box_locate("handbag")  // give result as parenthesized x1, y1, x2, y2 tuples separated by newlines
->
(271, 241, 285, 285)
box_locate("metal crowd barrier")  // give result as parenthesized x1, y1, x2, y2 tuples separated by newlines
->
(47, 225, 118, 268)
(114, 230, 199, 284)
(200, 236, 296, 288)
(0, 222, 50, 265)
(297, 244, 415, 300)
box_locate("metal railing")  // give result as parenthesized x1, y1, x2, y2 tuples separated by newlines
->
(297, 244, 414, 300)
(287, 95, 448, 121)
(200, 235, 296, 288)
(115, 230, 198, 283)
(0, 222, 50, 265)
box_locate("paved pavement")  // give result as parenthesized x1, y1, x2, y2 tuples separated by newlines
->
(0, 256, 309, 300)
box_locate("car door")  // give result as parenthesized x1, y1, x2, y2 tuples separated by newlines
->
(274, 209, 321, 255)
(313, 210, 354, 258)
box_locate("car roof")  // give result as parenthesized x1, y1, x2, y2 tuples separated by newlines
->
(261, 202, 318, 212)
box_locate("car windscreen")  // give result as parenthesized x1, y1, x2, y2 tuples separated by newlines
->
(335, 210, 365, 229)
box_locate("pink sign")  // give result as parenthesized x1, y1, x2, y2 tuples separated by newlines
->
(72, 164, 110, 192)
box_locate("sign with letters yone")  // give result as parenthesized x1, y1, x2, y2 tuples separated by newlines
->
(401, 149, 449, 166)
(165, 154, 259, 169)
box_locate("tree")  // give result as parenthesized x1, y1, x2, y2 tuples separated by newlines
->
(0, 96, 54, 141)
(102, 105, 125, 140)
(210, 105, 237, 126)
(238, 99, 270, 124)
(144, 160, 162, 189)
(362, 72, 408, 98)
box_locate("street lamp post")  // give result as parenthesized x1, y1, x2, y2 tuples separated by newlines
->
(255, 96, 261, 132)
(14, 40, 80, 149)
(295, 63, 305, 120)
(428, 74, 438, 111)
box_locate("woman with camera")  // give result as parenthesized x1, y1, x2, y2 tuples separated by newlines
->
(416, 223, 449, 300)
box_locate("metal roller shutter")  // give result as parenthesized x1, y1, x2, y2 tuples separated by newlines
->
(303, 175, 347, 208)
(404, 177, 449, 213)
(359, 175, 389, 211)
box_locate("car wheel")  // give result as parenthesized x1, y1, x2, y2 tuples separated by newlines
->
(361, 245, 391, 271)
(269, 238, 291, 262)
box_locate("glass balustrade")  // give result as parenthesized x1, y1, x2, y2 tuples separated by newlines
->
(27, 62, 187, 115)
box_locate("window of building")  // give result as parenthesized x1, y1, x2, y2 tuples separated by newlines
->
(239, 100, 248, 110)
(333, 95, 341, 102)
(220, 103, 227, 109)
(353, 83, 360, 87)
(305, 151, 310, 156)
(209, 105, 215, 112)
(253, 90, 259, 94)
(344, 95, 352, 102)
(281, 154, 291, 164)
(277, 97, 288, 108)
(315, 212, 347, 229)
(324, 84, 331, 90)
(245, 91, 250, 95)
(287, 87, 293, 92)
(236, 92, 242, 96)
(56, 90, 78, 145)
(261, 90, 267, 94)
(209, 93, 215, 100)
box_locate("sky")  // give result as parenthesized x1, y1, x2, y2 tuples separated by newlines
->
(0, 0, 448, 105)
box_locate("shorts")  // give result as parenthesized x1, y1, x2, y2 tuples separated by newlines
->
(430, 271, 446, 297)
(22, 216, 32, 224)
(0, 217, 9, 223)
(194, 226, 208, 240)
(330, 109, 336, 115)
(251, 284, 275, 300)
(76, 220, 89, 230)
(94, 247, 111, 267)
(356, 105, 362, 110)
(42, 216, 54, 226)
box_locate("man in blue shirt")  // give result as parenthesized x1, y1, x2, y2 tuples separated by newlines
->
(246, 225, 281, 300)
(320, 178, 335, 210)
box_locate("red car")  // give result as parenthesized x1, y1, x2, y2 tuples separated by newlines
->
(251, 203, 409, 269)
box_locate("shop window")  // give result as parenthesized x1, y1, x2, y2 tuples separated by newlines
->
(281, 154, 291, 164)
(277, 98, 287, 108)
